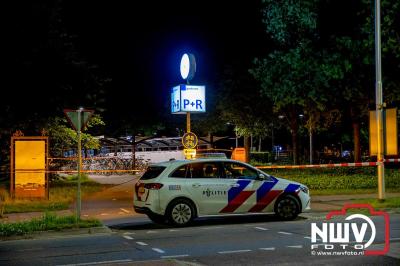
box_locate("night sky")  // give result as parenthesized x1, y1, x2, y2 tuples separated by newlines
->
(2, 0, 267, 134)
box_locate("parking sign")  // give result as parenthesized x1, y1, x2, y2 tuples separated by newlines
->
(171, 84, 206, 113)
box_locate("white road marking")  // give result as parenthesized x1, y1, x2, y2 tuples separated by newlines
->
(123, 232, 135, 235)
(57, 259, 132, 266)
(100, 213, 109, 216)
(120, 208, 130, 213)
(147, 230, 157, 234)
(255, 227, 269, 231)
(136, 241, 148, 246)
(169, 229, 179, 232)
(304, 236, 322, 241)
(287, 245, 303, 248)
(259, 247, 275, 251)
(278, 231, 292, 235)
(202, 226, 223, 230)
(152, 248, 165, 254)
(123, 235, 133, 240)
(218, 249, 252, 254)
(161, 254, 189, 259)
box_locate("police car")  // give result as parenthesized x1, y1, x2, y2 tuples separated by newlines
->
(134, 159, 310, 226)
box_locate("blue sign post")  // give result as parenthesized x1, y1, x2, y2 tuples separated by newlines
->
(172, 53, 206, 157)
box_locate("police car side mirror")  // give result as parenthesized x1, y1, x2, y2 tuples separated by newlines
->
(258, 174, 266, 180)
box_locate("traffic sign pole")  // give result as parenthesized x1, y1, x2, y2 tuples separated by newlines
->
(186, 112, 191, 133)
(77, 109, 82, 220)
(64, 107, 93, 221)
(172, 53, 205, 158)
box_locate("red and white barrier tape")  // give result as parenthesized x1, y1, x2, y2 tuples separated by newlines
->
(386, 158, 400, 163)
(256, 159, 399, 169)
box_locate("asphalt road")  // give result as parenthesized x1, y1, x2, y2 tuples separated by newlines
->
(1, 214, 399, 265)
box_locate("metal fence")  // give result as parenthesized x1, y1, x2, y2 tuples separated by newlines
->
(48, 156, 149, 175)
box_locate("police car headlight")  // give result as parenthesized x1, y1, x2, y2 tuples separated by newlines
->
(300, 186, 309, 195)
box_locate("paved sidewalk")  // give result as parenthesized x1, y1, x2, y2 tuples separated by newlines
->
(0, 174, 139, 223)
(311, 192, 400, 213)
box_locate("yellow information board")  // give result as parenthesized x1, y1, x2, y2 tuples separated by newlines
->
(15, 141, 46, 170)
(369, 108, 398, 156)
(11, 137, 48, 198)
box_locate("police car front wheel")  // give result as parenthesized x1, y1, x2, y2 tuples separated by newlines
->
(167, 199, 195, 226)
(275, 195, 300, 220)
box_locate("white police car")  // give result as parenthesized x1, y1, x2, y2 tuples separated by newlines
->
(134, 159, 310, 226)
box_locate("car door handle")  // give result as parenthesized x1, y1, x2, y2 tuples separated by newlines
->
(230, 184, 240, 188)
(192, 183, 201, 188)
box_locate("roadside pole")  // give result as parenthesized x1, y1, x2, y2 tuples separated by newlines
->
(375, 0, 385, 200)
(132, 135, 136, 171)
(171, 53, 205, 159)
(77, 108, 82, 220)
(186, 112, 191, 133)
(64, 108, 94, 221)
(309, 126, 313, 164)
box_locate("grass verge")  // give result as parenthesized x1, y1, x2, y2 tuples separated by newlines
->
(262, 167, 400, 191)
(1, 174, 109, 214)
(310, 188, 399, 196)
(353, 197, 400, 209)
(0, 212, 101, 237)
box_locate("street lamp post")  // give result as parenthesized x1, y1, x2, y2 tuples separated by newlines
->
(375, 0, 385, 200)
(298, 113, 313, 164)
(271, 121, 274, 152)
(309, 124, 313, 164)
(308, 115, 313, 165)
(279, 114, 312, 164)
(235, 127, 239, 148)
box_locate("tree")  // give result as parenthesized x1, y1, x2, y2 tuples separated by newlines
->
(216, 66, 273, 158)
(46, 114, 105, 157)
(324, 0, 400, 161)
(0, 1, 111, 172)
(250, 0, 342, 164)
(3, 0, 110, 118)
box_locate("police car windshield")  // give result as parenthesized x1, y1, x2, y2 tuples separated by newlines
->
(141, 166, 166, 180)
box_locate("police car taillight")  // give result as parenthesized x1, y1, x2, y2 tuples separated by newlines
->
(144, 183, 164, 190)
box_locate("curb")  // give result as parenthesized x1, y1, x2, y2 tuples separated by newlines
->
(0, 226, 112, 241)
(121, 259, 204, 266)
(307, 207, 400, 214)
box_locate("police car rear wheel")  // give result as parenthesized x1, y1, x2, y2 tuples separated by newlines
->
(275, 195, 299, 220)
(167, 199, 194, 226)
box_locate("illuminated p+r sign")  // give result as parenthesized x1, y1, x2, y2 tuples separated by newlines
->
(171, 84, 206, 114)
